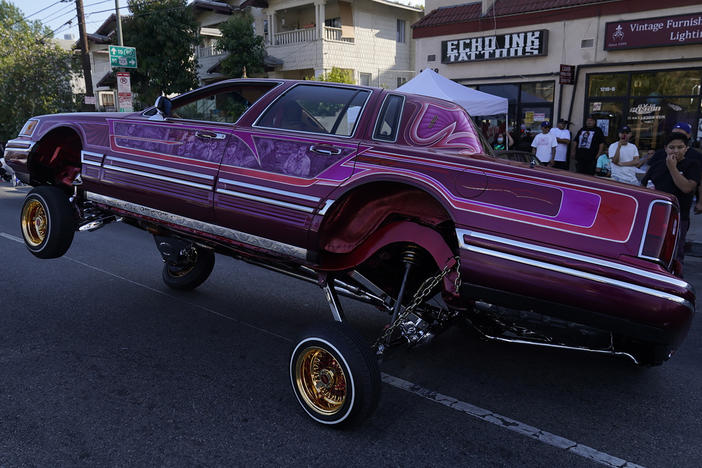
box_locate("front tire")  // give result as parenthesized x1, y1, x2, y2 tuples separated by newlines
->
(20, 186, 75, 259)
(162, 247, 215, 290)
(290, 322, 381, 427)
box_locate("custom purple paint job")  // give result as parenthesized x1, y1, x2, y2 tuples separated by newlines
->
(5, 78, 695, 363)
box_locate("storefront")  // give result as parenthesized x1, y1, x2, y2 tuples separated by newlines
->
(413, 0, 702, 155)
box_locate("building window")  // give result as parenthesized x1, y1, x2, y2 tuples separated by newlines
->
(585, 68, 702, 149)
(325, 17, 341, 28)
(99, 91, 115, 110)
(397, 19, 406, 43)
(396, 76, 407, 88)
(360, 72, 372, 86)
(427, 54, 436, 62)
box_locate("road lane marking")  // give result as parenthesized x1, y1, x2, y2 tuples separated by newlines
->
(0, 231, 646, 466)
(1, 232, 23, 243)
(381, 373, 644, 468)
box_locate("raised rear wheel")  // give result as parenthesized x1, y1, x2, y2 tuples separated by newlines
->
(20, 186, 75, 259)
(290, 322, 380, 426)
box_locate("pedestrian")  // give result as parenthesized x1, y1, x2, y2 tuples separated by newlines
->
(492, 132, 513, 151)
(549, 118, 571, 170)
(608, 125, 640, 185)
(641, 132, 701, 277)
(531, 121, 557, 166)
(571, 116, 605, 175)
(648, 122, 702, 214)
(0, 141, 10, 183)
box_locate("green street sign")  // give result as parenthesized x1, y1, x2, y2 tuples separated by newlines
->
(109, 45, 137, 69)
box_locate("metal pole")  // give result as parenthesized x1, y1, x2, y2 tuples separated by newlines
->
(75, 0, 95, 109)
(114, 0, 123, 46)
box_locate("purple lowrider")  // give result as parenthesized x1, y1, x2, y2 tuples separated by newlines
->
(4, 79, 694, 426)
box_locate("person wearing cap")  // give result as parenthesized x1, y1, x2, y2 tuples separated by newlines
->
(571, 116, 605, 175)
(649, 122, 702, 214)
(548, 119, 571, 170)
(642, 132, 701, 276)
(608, 125, 640, 185)
(531, 121, 557, 166)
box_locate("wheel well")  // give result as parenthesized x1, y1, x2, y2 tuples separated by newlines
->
(318, 182, 455, 254)
(28, 127, 82, 188)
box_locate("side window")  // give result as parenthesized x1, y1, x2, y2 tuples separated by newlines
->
(173, 91, 250, 124)
(373, 94, 404, 141)
(257, 84, 370, 136)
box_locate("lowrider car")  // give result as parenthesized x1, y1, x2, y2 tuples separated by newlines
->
(4, 79, 695, 426)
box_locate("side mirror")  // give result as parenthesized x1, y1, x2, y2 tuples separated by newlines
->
(152, 96, 172, 120)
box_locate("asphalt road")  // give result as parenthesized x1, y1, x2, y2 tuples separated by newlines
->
(1, 182, 700, 467)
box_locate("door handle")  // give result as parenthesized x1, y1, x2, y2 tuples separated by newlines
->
(196, 131, 226, 140)
(309, 145, 342, 156)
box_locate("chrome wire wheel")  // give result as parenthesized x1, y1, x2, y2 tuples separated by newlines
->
(290, 323, 380, 427)
(21, 198, 48, 247)
(294, 346, 347, 416)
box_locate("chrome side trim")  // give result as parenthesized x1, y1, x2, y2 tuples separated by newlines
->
(458, 233, 691, 308)
(103, 164, 212, 190)
(317, 199, 335, 216)
(216, 188, 315, 213)
(5, 140, 36, 153)
(457, 229, 692, 292)
(106, 155, 214, 180)
(81, 150, 103, 166)
(218, 178, 320, 202)
(85, 192, 308, 259)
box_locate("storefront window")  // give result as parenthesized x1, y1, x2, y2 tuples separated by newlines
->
(474, 81, 554, 151)
(587, 73, 628, 97)
(631, 70, 702, 97)
(585, 68, 702, 150)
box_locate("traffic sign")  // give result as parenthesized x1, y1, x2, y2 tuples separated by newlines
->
(109, 45, 137, 69)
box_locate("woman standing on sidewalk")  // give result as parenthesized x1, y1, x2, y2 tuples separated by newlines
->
(642, 133, 701, 276)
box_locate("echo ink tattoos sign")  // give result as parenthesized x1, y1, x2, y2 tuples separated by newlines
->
(442, 30, 548, 64)
(605, 13, 702, 50)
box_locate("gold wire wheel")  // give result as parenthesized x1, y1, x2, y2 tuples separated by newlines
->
(21, 199, 48, 247)
(295, 346, 347, 415)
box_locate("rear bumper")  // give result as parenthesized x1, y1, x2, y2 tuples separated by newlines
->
(456, 229, 695, 349)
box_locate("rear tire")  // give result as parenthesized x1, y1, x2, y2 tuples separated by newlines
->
(290, 322, 381, 427)
(20, 186, 75, 259)
(162, 247, 215, 290)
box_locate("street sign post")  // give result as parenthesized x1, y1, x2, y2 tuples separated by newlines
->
(116, 72, 133, 112)
(109, 45, 137, 69)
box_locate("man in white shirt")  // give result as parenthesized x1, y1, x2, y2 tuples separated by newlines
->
(531, 121, 557, 165)
(608, 125, 640, 185)
(549, 119, 571, 170)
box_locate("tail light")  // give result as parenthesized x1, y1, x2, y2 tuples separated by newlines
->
(639, 201, 679, 268)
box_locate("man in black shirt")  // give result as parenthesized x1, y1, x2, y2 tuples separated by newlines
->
(647, 122, 702, 214)
(570, 116, 605, 175)
(642, 133, 701, 275)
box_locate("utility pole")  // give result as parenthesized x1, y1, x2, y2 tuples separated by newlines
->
(114, 0, 123, 46)
(75, 0, 95, 108)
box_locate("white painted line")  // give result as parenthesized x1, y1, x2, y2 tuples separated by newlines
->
(381, 373, 645, 468)
(0, 232, 23, 243)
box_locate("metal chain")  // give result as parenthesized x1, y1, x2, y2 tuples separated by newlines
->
(374, 256, 461, 350)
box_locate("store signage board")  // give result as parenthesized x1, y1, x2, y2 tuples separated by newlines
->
(442, 30, 548, 64)
(559, 64, 576, 84)
(109, 45, 137, 68)
(605, 13, 702, 50)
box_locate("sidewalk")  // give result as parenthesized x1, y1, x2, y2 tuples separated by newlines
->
(686, 211, 702, 257)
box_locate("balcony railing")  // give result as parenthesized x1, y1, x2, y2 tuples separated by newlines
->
(274, 27, 317, 45)
(272, 26, 355, 46)
(324, 26, 354, 43)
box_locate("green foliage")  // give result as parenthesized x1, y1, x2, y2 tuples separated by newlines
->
(217, 11, 265, 78)
(0, 1, 78, 143)
(123, 0, 200, 107)
(307, 67, 354, 84)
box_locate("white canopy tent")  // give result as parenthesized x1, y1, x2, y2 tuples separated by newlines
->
(397, 69, 509, 147)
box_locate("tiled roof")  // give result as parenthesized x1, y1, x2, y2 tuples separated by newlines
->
(413, 0, 608, 29)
